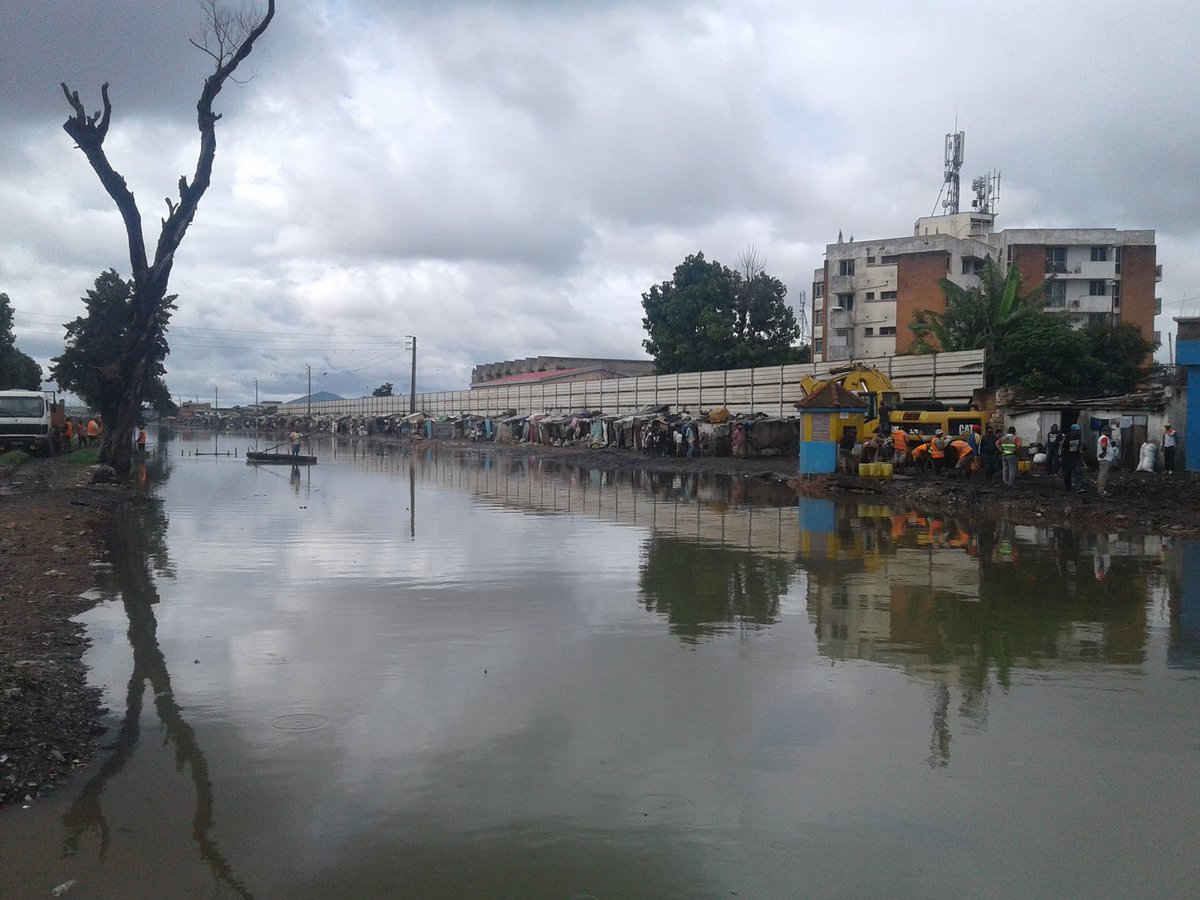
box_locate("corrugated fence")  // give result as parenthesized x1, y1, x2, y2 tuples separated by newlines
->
(299, 350, 986, 419)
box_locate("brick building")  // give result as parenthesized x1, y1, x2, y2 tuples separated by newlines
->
(811, 211, 1160, 362)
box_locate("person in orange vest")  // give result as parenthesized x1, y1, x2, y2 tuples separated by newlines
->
(136, 425, 147, 452)
(86, 417, 101, 447)
(891, 427, 910, 468)
(929, 429, 947, 475)
(948, 437, 976, 477)
(910, 440, 931, 470)
(63, 418, 75, 450)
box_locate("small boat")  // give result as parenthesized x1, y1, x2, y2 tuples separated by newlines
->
(247, 451, 318, 465)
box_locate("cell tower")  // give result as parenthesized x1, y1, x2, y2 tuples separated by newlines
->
(942, 130, 964, 214)
(794, 289, 810, 346)
(971, 171, 1001, 215)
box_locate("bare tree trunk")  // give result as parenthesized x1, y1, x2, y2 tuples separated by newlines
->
(61, 1, 275, 476)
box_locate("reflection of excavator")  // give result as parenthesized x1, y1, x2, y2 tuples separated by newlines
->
(798, 363, 989, 441)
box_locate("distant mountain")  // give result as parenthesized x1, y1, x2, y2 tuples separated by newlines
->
(287, 391, 344, 404)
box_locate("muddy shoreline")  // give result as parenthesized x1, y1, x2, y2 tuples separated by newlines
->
(2, 440, 1195, 808)
(0, 456, 139, 808)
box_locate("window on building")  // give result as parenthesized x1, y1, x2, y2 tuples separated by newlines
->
(814, 282, 824, 298)
(1112, 282, 1121, 309)
(880, 326, 897, 336)
(1090, 246, 1108, 262)
(867, 256, 876, 264)
(881, 290, 897, 300)
(1089, 280, 1108, 296)
(1046, 247, 1067, 273)
(839, 259, 855, 276)
(1045, 281, 1067, 307)
(814, 337, 823, 354)
(814, 308, 824, 326)
(880, 255, 898, 264)
(1088, 313, 1108, 327)
(837, 294, 854, 311)
(961, 257, 984, 275)
(865, 292, 875, 300)
(863, 327, 874, 337)
(1115, 246, 1122, 274)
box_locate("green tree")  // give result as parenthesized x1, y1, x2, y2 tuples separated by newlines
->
(372, 382, 394, 397)
(51, 270, 175, 428)
(0, 293, 43, 389)
(1080, 322, 1158, 393)
(641, 251, 802, 375)
(988, 315, 1102, 392)
(59, 1, 274, 475)
(909, 259, 1045, 384)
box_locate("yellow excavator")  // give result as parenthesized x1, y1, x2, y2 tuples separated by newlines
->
(798, 363, 989, 441)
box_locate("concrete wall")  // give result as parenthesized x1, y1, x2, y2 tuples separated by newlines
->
(299, 349, 988, 420)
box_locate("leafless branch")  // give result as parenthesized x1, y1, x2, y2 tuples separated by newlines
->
(737, 245, 766, 283)
(189, 0, 265, 68)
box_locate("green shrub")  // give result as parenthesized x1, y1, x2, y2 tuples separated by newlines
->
(0, 449, 30, 469)
(66, 447, 100, 466)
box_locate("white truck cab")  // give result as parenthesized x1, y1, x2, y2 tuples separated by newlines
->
(0, 390, 56, 455)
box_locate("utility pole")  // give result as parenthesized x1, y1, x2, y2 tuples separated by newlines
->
(406, 335, 417, 414)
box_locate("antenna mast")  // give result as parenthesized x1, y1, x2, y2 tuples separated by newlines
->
(942, 130, 965, 214)
(794, 289, 810, 346)
(970, 171, 1001, 215)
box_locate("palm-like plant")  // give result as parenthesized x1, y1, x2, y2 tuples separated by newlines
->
(909, 259, 1045, 359)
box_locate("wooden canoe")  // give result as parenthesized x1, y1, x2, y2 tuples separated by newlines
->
(247, 451, 317, 465)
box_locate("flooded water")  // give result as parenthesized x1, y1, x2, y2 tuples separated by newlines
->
(2, 430, 1199, 898)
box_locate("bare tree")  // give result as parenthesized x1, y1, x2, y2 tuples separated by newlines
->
(734, 244, 766, 337)
(60, 0, 275, 474)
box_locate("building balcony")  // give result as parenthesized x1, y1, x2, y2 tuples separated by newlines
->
(1046, 262, 1114, 279)
(825, 344, 852, 361)
(828, 274, 855, 294)
(828, 307, 853, 328)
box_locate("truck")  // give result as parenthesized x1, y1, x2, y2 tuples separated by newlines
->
(0, 390, 61, 456)
(798, 363, 989, 442)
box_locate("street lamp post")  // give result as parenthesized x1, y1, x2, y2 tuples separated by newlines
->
(405, 335, 417, 414)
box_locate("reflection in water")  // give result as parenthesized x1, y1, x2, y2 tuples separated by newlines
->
(61, 488, 251, 897)
(802, 502, 1170, 765)
(1172, 540, 1200, 669)
(6, 431, 1195, 897)
(639, 536, 797, 642)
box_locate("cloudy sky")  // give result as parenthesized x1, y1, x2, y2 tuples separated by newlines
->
(2, 1, 1197, 405)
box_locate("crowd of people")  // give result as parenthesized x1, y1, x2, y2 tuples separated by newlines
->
(56, 415, 104, 451)
(52, 416, 153, 453)
(854, 420, 1178, 493)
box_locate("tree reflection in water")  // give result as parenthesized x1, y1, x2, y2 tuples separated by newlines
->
(61, 497, 251, 898)
(639, 535, 799, 643)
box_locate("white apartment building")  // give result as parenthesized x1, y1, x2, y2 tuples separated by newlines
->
(811, 212, 1159, 362)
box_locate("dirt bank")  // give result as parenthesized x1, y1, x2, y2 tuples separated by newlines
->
(2, 441, 1195, 808)
(0, 456, 135, 808)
